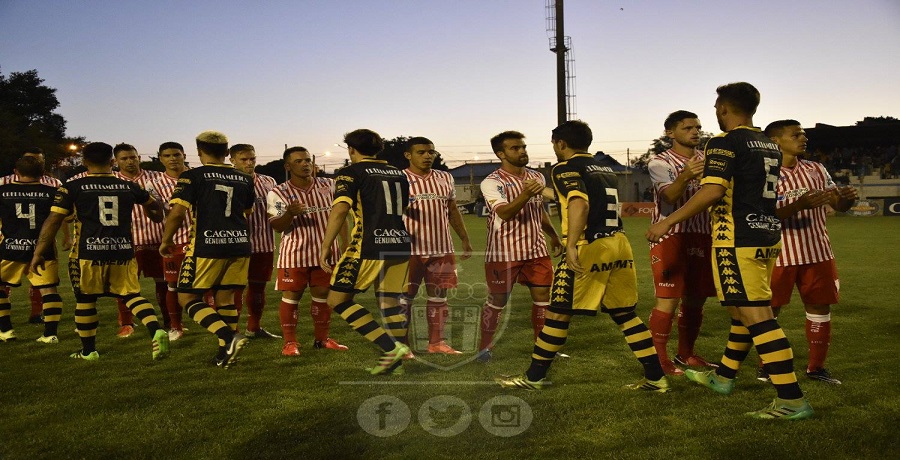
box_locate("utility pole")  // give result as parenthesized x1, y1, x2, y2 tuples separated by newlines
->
(554, 0, 567, 126)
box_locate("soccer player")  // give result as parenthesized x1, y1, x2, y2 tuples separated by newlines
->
(764, 119, 858, 385)
(496, 120, 669, 392)
(268, 146, 348, 356)
(111, 143, 169, 338)
(30, 142, 169, 361)
(646, 111, 717, 375)
(476, 131, 562, 362)
(154, 142, 191, 341)
(0, 156, 64, 343)
(319, 129, 411, 375)
(160, 131, 253, 368)
(400, 137, 473, 355)
(1, 148, 70, 324)
(647, 82, 814, 420)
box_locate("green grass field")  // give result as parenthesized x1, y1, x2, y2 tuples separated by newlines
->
(0, 215, 898, 459)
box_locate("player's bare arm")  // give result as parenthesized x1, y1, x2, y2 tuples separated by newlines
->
(159, 203, 188, 256)
(30, 211, 65, 275)
(647, 183, 725, 242)
(60, 220, 73, 251)
(447, 198, 473, 260)
(775, 190, 831, 220)
(540, 207, 563, 257)
(319, 201, 350, 274)
(830, 186, 858, 213)
(564, 196, 588, 274)
(495, 178, 543, 221)
(659, 155, 704, 205)
(142, 197, 164, 223)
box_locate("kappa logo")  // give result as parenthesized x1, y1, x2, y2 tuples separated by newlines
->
(725, 286, 742, 294)
(650, 255, 661, 264)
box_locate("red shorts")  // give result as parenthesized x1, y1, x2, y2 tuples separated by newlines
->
(650, 233, 716, 299)
(771, 258, 839, 307)
(248, 252, 274, 283)
(163, 244, 188, 283)
(276, 266, 331, 292)
(485, 256, 553, 295)
(135, 246, 164, 279)
(406, 254, 458, 296)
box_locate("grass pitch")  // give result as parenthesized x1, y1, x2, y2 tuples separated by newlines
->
(0, 215, 897, 459)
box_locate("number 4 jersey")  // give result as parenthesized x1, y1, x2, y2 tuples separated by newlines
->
(0, 181, 58, 262)
(52, 173, 152, 261)
(550, 153, 623, 245)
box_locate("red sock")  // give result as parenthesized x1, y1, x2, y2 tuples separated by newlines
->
(531, 303, 547, 340)
(167, 287, 183, 330)
(806, 315, 831, 371)
(479, 303, 503, 350)
(117, 298, 133, 326)
(246, 282, 266, 332)
(310, 297, 331, 342)
(29, 287, 42, 317)
(649, 309, 673, 361)
(677, 303, 703, 357)
(426, 298, 448, 344)
(279, 298, 299, 343)
(154, 281, 170, 327)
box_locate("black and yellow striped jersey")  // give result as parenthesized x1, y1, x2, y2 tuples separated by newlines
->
(52, 173, 151, 261)
(551, 153, 622, 245)
(333, 159, 410, 259)
(701, 126, 782, 248)
(0, 181, 57, 262)
(170, 164, 254, 259)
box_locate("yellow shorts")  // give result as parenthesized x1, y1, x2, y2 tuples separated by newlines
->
(69, 258, 140, 296)
(549, 232, 638, 316)
(712, 244, 780, 306)
(176, 255, 249, 293)
(1, 259, 60, 288)
(330, 256, 409, 295)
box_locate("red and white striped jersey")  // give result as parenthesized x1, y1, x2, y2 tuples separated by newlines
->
(775, 159, 836, 266)
(480, 167, 549, 262)
(1, 174, 62, 187)
(403, 168, 456, 256)
(648, 149, 711, 247)
(249, 174, 276, 254)
(156, 172, 191, 245)
(118, 170, 165, 246)
(267, 177, 339, 268)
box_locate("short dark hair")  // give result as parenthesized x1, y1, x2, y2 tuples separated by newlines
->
(113, 143, 137, 157)
(405, 137, 434, 152)
(664, 110, 699, 131)
(23, 147, 44, 156)
(229, 144, 255, 157)
(283, 146, 309, 160)
(158, 141, 184, 153)
(764, 119, 802, 138)
(82, 142, 114, 166)
(551, 120, 593, 151)
(15, 155, 44, 178)
(490, 131, 525, 154)
(344, 129, 383, 156)
(196, 131, 229, 158)
(716, 82, 760, 116)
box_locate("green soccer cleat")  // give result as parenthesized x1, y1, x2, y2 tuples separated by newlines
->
(685, 369, 734, 395)
(745, 398, 814, 420)
(70, 350, 100, 361)
(495, 374, 545, 390)
(0, 329, 18, 342)
(36, 335, 59, 344)
(625, 377, 671, 393)
(152, 329, 170, 360)
(369, 343, 410, 375)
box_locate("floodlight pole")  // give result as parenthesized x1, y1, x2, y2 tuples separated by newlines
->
(554, 0, 567, 126)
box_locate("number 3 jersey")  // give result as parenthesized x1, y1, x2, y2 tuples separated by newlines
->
(169, 164, 254, 259)
(0, 181, 58, 262)
(700, 126, 782, 248)
(333, 159, 410, 260)
(52, 173, 151, 261)
(550, 153, 622, 245)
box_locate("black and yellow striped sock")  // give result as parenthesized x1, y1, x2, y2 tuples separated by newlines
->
(74, 299, 99, 353)
(380, 296, 407, 342)
(748, 319, 803, 400)
(0, 290, 12, 331)
(217, 304, 239, 333)
(124, 296, 160, 335)
(334, 301, 396, 352)
(41, 292, 63, 337)
(609, 308, 664, 381)
(185, 299, 232, 344)
(526, 311, 572, 381)
(716, 319, 752, 380)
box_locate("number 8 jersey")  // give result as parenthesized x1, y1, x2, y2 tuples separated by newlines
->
(52, 173, 151, 261)
(333, 158, 410, 260)
(701, 126, 782, 248)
